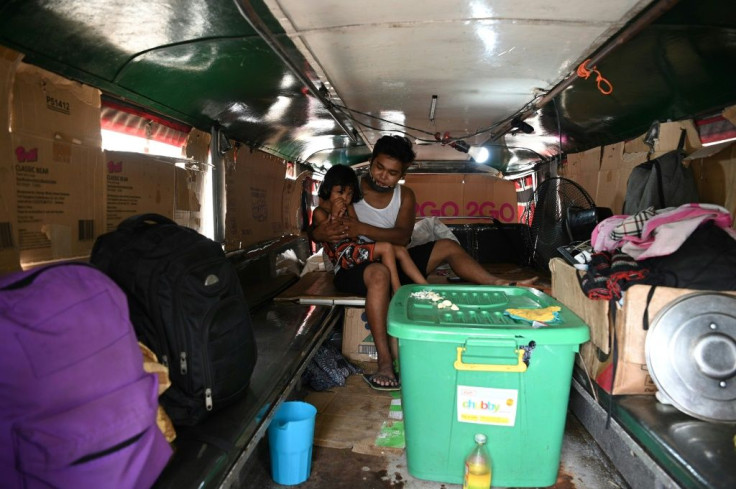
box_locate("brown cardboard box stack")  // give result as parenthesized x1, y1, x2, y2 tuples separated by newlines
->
(0, 53, 206, 273)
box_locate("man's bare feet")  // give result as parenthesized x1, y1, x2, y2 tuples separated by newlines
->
(491, 276, 539, 286)
(362, 370, 400, 391)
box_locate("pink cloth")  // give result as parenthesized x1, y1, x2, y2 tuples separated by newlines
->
(620, 203, 734, 259)
(591, 215, 627, 251)
(591, 203, 736, 260)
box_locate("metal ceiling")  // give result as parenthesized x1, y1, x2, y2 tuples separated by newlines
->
(1, 0, 735, 173)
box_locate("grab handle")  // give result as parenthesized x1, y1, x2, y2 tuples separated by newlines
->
(454, 338, 527, 372)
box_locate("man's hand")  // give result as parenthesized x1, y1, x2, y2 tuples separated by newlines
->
(341, 214, 363, 239)
(311, 215, 349, 243)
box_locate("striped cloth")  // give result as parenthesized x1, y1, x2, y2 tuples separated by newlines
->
(610, 207, 657, 240)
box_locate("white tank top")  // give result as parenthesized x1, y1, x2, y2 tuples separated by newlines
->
(353, 183, 402, 242)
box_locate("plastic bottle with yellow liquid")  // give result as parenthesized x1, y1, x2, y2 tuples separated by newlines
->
(463, 433, 492, 489)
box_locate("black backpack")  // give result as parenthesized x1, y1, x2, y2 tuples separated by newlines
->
(91, 214, 257, 425)
(623, 128, 698, 215)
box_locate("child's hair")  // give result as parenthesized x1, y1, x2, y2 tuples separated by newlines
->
(317, 164, 362, 203)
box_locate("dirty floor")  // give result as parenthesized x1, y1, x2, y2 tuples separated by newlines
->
(237, 372, 629, 489)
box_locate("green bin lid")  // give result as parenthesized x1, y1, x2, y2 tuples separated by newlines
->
(387, 284, 590, 344)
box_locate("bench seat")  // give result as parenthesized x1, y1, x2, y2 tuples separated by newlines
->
(152, 235, 341, 488)
(152, 296, 339, 488)
(571, 365, 736, 489)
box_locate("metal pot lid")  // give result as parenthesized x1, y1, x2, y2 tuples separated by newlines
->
(645, 292, 736, 423)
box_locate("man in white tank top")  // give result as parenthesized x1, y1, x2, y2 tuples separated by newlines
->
(310, 136, 534, 390)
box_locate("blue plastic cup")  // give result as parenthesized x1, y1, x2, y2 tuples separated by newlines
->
(268, 401, 318, 485)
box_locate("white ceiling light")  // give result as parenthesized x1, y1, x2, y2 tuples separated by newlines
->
(468, 146, 490, 163)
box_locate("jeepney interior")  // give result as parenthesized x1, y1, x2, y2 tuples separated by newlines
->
(1, 0, 735, 488)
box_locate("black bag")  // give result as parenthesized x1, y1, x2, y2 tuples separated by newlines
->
(623, 128, 698, 215)
(91, 214, 257, 425)
(639, 220, 736, 290)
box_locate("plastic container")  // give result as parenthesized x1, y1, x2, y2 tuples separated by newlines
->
(267, 401, 317, 485)
(388, 285, 589, 487)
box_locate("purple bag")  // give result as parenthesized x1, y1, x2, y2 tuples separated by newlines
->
(0, 264, 172, 488)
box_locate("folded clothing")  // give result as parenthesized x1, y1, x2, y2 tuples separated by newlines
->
(505, 306, 561, 323)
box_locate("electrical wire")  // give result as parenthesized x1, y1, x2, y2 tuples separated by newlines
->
(331, 103, 432, 140)
(333, 101, 515, 143)
(327, 90, 556, 173)
(331, 101, 549, 164)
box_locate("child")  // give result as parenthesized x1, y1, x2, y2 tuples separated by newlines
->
(313, 165, 428, 293)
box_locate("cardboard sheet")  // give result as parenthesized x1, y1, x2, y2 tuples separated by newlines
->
(406, 173, 518, 224)
(103, 151, 176, 231)
(561, 147, 601, 203)
(342, 307, 376, 363)
(305, 373, 402, 455)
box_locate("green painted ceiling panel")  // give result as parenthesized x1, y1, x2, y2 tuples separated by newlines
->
(1, 0, 735, 166)
(547, 4, 736, 153)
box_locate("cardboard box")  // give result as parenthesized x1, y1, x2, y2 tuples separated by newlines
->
(185, 128, 211, 163)
(225, 150, 290, 249)
(550, 258, 611, 353)
(406, 173, 518, 224)
(3, 60, 105, 268)
(103, 151, 176, 231)
(11, 63, 102, 147)
(0, 47, 22, 274)
(178, 128, 210, 232)
(0, 150, 20, 274)
(551, 257, 736, 395)
(0, 47, 22, 134)
(9, 132, 104, 267)
(724, 105, 736, 127)
(550, 257, 653, 394)
(341, 307, 377, 363)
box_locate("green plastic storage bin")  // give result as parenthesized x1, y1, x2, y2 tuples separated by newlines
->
(388, 285, 589, 487)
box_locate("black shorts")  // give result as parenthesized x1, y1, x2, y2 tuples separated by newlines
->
(333, 241, 436, 295)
